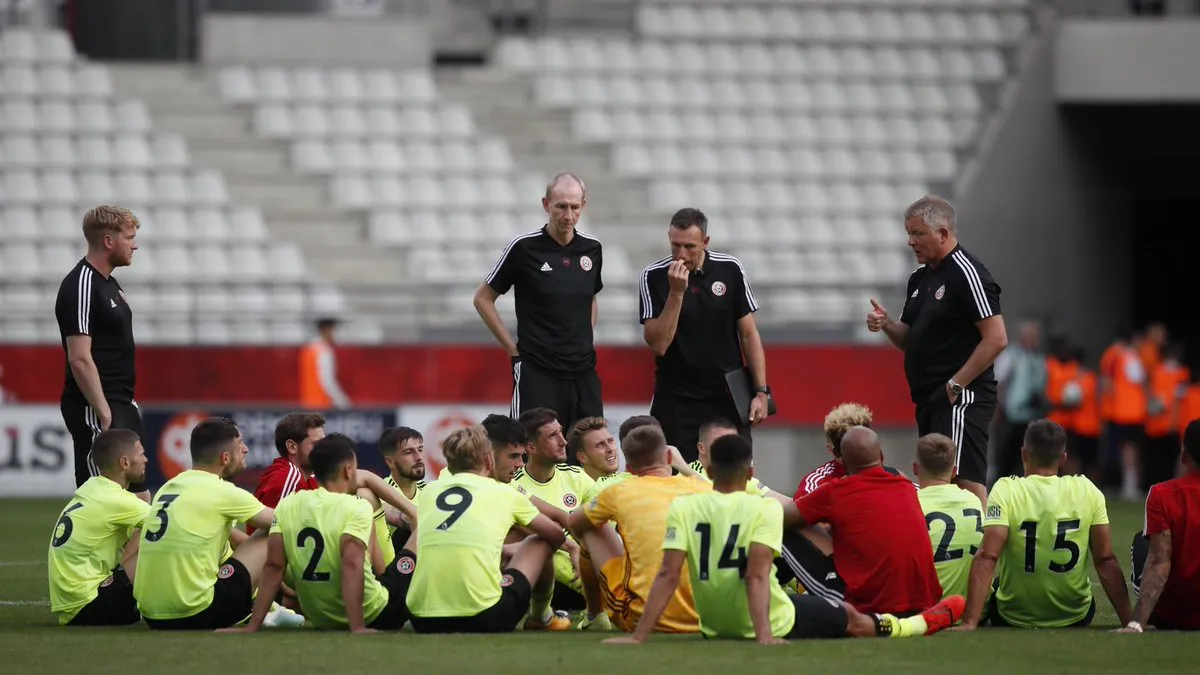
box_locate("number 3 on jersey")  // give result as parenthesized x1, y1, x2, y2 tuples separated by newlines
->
(694, 523, 747, 580)
(144, 494, 180, 543)
(436, 486, 474, 530)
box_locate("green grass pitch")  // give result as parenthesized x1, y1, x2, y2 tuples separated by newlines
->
(1, 498, 1194, 675)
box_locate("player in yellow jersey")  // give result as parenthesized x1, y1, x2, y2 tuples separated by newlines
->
(606, 434, 963, 645)
(378, 426, 427, 553)
(956, 420, 1132, 630)
(914, 433, 984, 600)
(225, 434, 414, 633)
(512, 408, 592, 608)
(135, 417, 280, 630)
(482, 413, 529, 483)
(684, 419, 774, 496)
(48, 429, 150, 626)
(568, 424, 710, 634)
(569, 416, 619, 482)
(407, 425, 572, 632)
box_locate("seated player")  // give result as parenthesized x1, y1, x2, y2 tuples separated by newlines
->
(226, 434, 414, 633)
(134, 417, 283, 630)
(795, 402, 873, 498)
(607, 435, 964, 645)
(407, 425, 572, 633)
(378, 426, 427, 552)
(570, 416, 619, 483)
(48, 429, 150, 626)
(957, 420, 1132, 630)
(1123, 420, 1200, 632)
(915, 433, 984, 600)
(783, 426, 942, 616)
(482, 413, 529, 483)
(512, 408, 593, 610)
(685, 419, 774, 496)
(568, 425, 709, 634)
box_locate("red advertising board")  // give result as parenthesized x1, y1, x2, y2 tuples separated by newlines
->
(0, 345, 913, 426)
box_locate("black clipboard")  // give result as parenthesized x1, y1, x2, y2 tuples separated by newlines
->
(725, 367, 777, 426)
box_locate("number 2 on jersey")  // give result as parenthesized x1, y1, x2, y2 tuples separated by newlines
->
(926, 508, 984, 562)
(144, 494, 179, 543)
(435, 486, 474, 530)
(297, 527, 331, 581)
(694, 523, 747, 580)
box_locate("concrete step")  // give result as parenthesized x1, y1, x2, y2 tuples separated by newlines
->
(281, 220, 367, 245)
(152, 111, 251, 142)
(262, 206, 359, 228)
(225, 174, 330, 211)
(190, 143, 290, 175)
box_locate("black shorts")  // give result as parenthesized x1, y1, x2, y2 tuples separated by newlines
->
(775, 529, 845, 604)
(61, 398, 147, 492)
(511, 359, 603, 457)
(410, 568, 532, 634)
(785, 594, 849, 640)
(68, 568, 140, 626)
(145, 559, 254, 631)
(1143, 435, 1179, 489)
(650, 391, 750, 464)
(1108, 423, 1144, 451)
(1068, 433, 1100, 472)
(914, 388, 994, 485)
(987, 595, 1095, 628)
(369, 550, 416, 630)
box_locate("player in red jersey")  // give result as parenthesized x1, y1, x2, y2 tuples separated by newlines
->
(1120, 419, 1200, 633)
(785, 426, 942, 616)
(254, 413, 324, 516)
(795, 403, 872, 499)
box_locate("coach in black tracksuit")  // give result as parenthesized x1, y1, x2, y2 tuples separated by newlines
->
(639, 208, 770, 463)
(867, 196, 1007, 506)
(55, 205, 148, 496)
(473, 173, 604, 444)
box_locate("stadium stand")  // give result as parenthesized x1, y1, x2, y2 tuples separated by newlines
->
(0, 27, 383, 346)
(1, 0, 1037, 345)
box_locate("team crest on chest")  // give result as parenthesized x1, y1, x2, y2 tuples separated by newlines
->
(934, 284, 945, 300)
(563, 493, 578, 508)
(580, 255, 593, 271)
(711, 281, 727, 297)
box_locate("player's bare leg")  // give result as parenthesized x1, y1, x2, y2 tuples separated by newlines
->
(575, 524, 622, 630)
(505, 534, 571, 631)
(231, 529, 271, 588)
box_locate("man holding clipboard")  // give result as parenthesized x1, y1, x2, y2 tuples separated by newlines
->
(638, 208, 775, 462)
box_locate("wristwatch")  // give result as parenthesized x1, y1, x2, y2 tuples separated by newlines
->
(948, 380, 964, 395)
(754, 385, 771, 396)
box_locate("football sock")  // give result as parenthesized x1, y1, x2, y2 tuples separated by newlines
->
(530, 591, 554, 624)
(874, 613, 928, 638)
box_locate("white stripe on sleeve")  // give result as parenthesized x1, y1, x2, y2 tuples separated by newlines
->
(951, 251, 992, 319)
(77, 267, 94, 334)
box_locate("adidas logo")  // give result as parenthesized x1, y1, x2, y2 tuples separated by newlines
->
(110, 299, 117, 308)
(911, 289, 919, 298)
(540, 262, 552, 272)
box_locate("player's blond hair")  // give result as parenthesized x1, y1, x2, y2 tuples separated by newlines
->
(567, 417, 607, 457)
(442, 425, 491, 474)
(916, 434, 957, 477)
(823, 403, 873, 457)
(82, 205, 139, 246)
